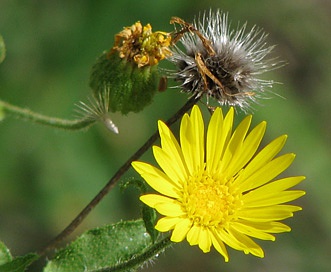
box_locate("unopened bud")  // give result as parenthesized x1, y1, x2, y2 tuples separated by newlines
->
(89, 21, 171, 115)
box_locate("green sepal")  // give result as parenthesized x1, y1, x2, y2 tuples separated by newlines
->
(44, 219, 152, 272)
(89, 52, 159, 115)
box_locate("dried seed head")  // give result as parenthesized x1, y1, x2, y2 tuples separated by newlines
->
(168, 10, 283, 112)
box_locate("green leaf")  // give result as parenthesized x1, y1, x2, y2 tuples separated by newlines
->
(0, 241, 39, 271)
(119, 178, 148, 194)
(0, 241, 12, 266)
(0, 34, 5, 64)
(0, 253, 39, 272)
(44, 219, 152, 272)
(142, 205, 159, 243)
(119, 179, 159, 242)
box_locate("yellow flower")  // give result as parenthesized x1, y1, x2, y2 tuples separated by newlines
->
(111, 21, 172, 68)
(132, 105, 305, 261)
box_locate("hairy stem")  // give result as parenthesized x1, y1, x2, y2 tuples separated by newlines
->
(0, 100, 96, 130)
(38, 95, 200, 255)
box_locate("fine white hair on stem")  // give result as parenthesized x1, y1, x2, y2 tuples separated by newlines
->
(168, 9, 284, 112)
(75, 87, 119, 134)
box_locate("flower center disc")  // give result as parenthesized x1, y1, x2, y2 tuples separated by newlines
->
(184, 170, 242, 227)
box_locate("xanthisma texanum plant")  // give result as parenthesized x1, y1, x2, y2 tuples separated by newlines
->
(0, 9, 307, 271)
(168, 10, 282, 112)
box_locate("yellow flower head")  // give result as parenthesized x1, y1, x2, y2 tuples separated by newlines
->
(132, 105, 305, 261)
(111, 21, 172, 68)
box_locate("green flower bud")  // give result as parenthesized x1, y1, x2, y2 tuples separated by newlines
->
(89, 22, 171, 115)
(89, 52, 159, 114)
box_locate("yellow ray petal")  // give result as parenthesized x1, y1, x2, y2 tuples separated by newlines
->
(220, 115, 252, 174)
(198, 227, 212, 253)
(154, 200, 185, 217)
(140, 194, 174, 207)
(244, 190, 306, 207)
(238, 205, 302, 222)
(187, 224, 201, 246)
(236, 220, 291, 233)
(244, 176, 305, 197)
(238, 153, 296, 192)
(155, 217, 182, 232)
(158, 120, 183, 159)
(179, 114, 192, 172)
(206, 107, 223, 173)
(140, 194, 184, 216)
(158, 121, 189, 176)
(221, 107, 234, 153)
(226, 121, 266, 176)
(216, 228, 247, 252)
(180, 106, 204, 175)
(171, 218, 192, 242)
(234, 135, 287, 186)
(227, 227, 264, 257)
(191, 105, 205, 169)
(210, 230, 229, 262)
(132, 161, 180, 198)
(231, 222, 275, 241)
(153, 145, 187, 186)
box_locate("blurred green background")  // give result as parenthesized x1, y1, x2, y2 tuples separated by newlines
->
(0, 0, 330, 271)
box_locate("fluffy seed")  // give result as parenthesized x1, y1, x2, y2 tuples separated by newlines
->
(168, 10, 283, 112)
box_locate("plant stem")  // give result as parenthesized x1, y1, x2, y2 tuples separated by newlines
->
(0, 100, 96, 130)
(38, 95, 200, 255)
